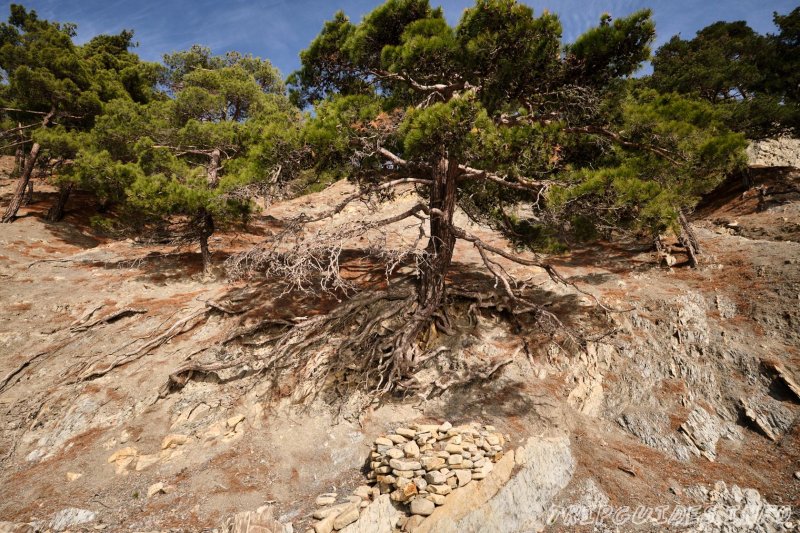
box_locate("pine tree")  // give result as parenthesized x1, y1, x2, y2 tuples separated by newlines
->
(117, 47, 301, 274)
(0, 4, 159, 222)
(272, 0, 744, 386)
(650, 8, 800, 137)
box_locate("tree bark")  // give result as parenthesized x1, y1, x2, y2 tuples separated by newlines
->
(198, 148, 222, 274)
(2, 142, 41, 223)
(207, 148, 221, 187)
(46, 182, 73, 222)
(13, 147, 23, 177)
(418, 155, 459, 309)
(22, 180, 33, 206)
(678, 209, 700, 268)
(394, 154, 460, 376)
(12, 122, 24, 178)
(3, 110, 53, 223)
(197, 210, 215, 274)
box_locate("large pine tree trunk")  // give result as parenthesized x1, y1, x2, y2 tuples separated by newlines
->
(22, 180, 33, 206)
(197, 148, 221, 274)
(2, 142, 41, 223)
(46, 182, 73, 222)
(197, 210, 215, 274)
(12, 123, 24, 178)
(394, 154, 460, 376)
(418, 155, 459, 310)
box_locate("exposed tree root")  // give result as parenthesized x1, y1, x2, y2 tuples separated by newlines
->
(76, 307, 208, 382)
(155, 273, 587, 407)
(70, 307, 147, 333)
(0, 350, 49, 394)
(158, 358, 254, 398)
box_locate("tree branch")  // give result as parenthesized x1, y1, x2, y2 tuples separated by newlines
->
(300, 177, 432, 224)
(1, 107, 81, 121)
(565, 125, 681, 165)
(495, 112, 682, 165)
(377, 146, 408, 167)
(369, 69, 470, 96)
(459, 164, 555, 192)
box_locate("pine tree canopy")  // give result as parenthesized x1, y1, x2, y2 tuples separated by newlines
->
(290, 0, 744, 245)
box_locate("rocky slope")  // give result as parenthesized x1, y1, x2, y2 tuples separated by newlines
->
(0, 152, 798, 532)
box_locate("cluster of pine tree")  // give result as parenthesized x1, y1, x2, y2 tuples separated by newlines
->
(0, 0, 796, 278)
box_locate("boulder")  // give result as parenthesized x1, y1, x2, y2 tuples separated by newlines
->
(339, 495, 401, 533)
(415, 437, 573, 533)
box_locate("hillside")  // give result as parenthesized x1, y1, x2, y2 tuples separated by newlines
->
(0, 150, 798, 532)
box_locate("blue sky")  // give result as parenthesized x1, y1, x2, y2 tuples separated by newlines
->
(2, 0, 797, 77)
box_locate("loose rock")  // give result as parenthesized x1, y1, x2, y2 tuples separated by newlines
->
(410, 498, 435, 516)
(332, 505, 359, 530)
(316, 493, 338, 506)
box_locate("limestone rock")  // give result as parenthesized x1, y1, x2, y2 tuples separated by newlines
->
(107, 446, 138, 474)
(427, 484, 452, 496)
(747, 137, 800, 167)
(374, 437, 393, 447)
(688, 481, 792, 532)
(339, 495, 401, 533)
(403, 516, 424, 532)
(415, 437, 574, 533)
(315, 494, 338, 506)
(386, 448, 404, 459)
(427, 494, 446, 506)
(390, 483, 418, 503)
(314, 513, 339, 533)
(227, 414, 246, 429)
(396, 428, 416, 439)
(352, 485, 372, 500)
(425, 471, 446, 485)
(741, 395, 794, 441)
(389, 458, 421, 471)
(49, 508, 96, 532)
(455, 470, 472, 487)
(421, 457, 445, 471)
(226, 520, 282, 533)
(444, 444, 462, 454)
(679, 407, 723, 461)
(332, 505, 359, 530)
(764, 360, 800, 401)
(135, 453, 160, 471)
(66, 472, 82, 482)
(147, 482, 165, 497)
(446, 455, 462, 466)
(313, 503, 352, 520)
(161, 434, 189, 449)
(410, 498, 435, 516)
(403, 441, 420, 458)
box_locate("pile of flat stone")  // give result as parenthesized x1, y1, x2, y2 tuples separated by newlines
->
(371, 421, 505, 515)
(307, 421, 506, 532)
